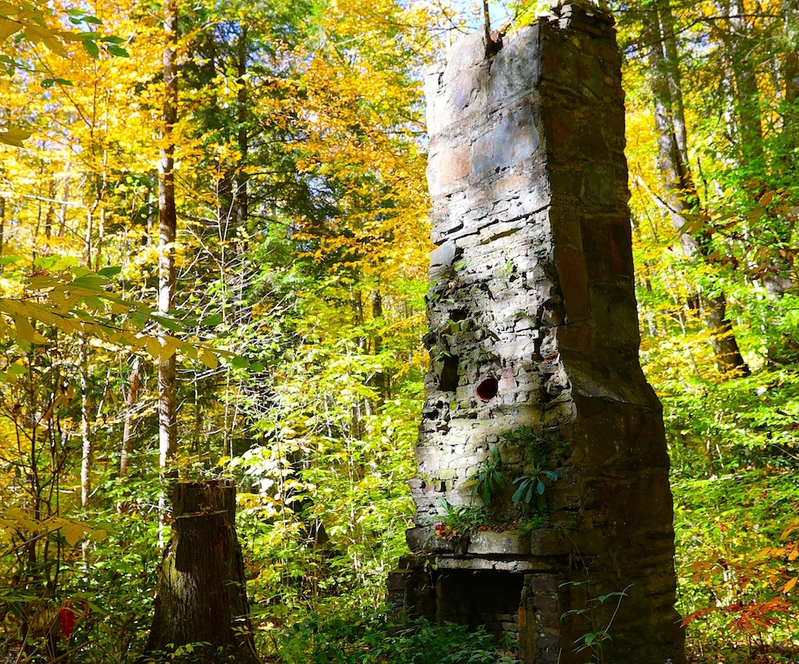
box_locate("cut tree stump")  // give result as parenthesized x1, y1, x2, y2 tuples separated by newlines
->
(144, 480, 261, 663)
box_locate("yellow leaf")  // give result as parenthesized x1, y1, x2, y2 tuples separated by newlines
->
(23, 23, 50, 44)
(199, 347, 218, 370)
(0, 18, 22, 41)
(789, 549, 799, 562)
(110, 302, 130, 315)
(62, 521, 89, 547)
(783, 577, 798, 593)
(780, 518, 799, 540)
(160, 338, 177, 361)
(12, 315, 35, 343)
(54, 316, 81, 335)
(40, 34, 65, 55)
(145, 337, 161, 359)
(2, 508, 41, 531)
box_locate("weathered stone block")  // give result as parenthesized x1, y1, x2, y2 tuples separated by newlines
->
(468, 531, 531, 555)
(470, 102, 541, 182)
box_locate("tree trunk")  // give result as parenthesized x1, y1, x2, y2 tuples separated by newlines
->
(0, 195, 5, 271)
(649, 0, 750, 376)
(80, 337, 92, 507)
(726, 0, 764, 161)
(368, 289, 387, 404)
(159, 0, 179, 470)
(120, 357, 140, 477)
(144, 481, 261, 664)
(236, 26, 249, 234)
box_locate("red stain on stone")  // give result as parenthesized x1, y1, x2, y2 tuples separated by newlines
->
(499, 367, 517, 392)
(550, 115, 570, 148)
(554, 245, 590, 320)
(608, 233, 623, 276)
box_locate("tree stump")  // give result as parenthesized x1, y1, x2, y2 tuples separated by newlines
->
(144, 480, 261, 663)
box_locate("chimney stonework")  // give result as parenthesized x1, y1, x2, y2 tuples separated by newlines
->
(387, 3, 685, 663)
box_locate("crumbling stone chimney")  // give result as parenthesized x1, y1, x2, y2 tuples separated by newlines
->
(388, 3, 685, 663)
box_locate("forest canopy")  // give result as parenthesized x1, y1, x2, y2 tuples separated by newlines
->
(0, 0, 797, 662)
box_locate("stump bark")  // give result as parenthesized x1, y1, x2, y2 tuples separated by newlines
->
(144, 480, 261, 663)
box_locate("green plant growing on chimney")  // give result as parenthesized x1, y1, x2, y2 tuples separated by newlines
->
(560, 581, 633, 664)
(512, 465, 558, 510)
(469, 446, 505, 505)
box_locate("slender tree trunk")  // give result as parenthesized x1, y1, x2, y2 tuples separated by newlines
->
(44, 180, 54, 242)
(145, 481, 261, 664)
(0, 195, 5, 268)
(369, 289, 387, 404)
(120, 357, 140, 477)
(234, 26, 249, 329)
(58, 161, 70, 237)
(658, 0, 688, 162)
(94, 153, 108, 271)
(236, 26, 248, 234)
(483, 0, 491, 55)
(785, 50, 799, 111)
(80, 338, 91, 507)
(159, 0, 178, 471)
(649, 0, 750, 376)
(780, 0, 798, 152)
(85, 208, 93, 268)
(726, 0, 764, 161)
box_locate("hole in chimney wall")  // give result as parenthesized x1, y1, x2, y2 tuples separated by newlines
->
(439, 355, 460, 392)
(475, 377, 499, 402)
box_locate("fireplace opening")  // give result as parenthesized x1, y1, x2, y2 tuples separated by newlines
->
(476, 377, 499, 401)
(436, 570, 524, 640)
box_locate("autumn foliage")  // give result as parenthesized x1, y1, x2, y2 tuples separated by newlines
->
(0, 0, 798, 662)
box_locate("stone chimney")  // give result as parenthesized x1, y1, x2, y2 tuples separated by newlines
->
(387, 3, 685, 663)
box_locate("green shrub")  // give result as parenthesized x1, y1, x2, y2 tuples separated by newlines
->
(275, 609, 520, 664)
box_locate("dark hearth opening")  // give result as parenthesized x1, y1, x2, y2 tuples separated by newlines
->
(437, 570, 523, 640)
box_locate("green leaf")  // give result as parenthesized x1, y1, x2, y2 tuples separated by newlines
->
(83, 15, 102, 24)
(97, 265, 122, 277)
(106, 44, 129, 57)
(69, 275, 107, 290)
(0, 127, 32, 146)
(151, 314, 183, 331)
(101, 35, 125, 44)
(41, 77, 73, 88)
(81, 38, 99, 58)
